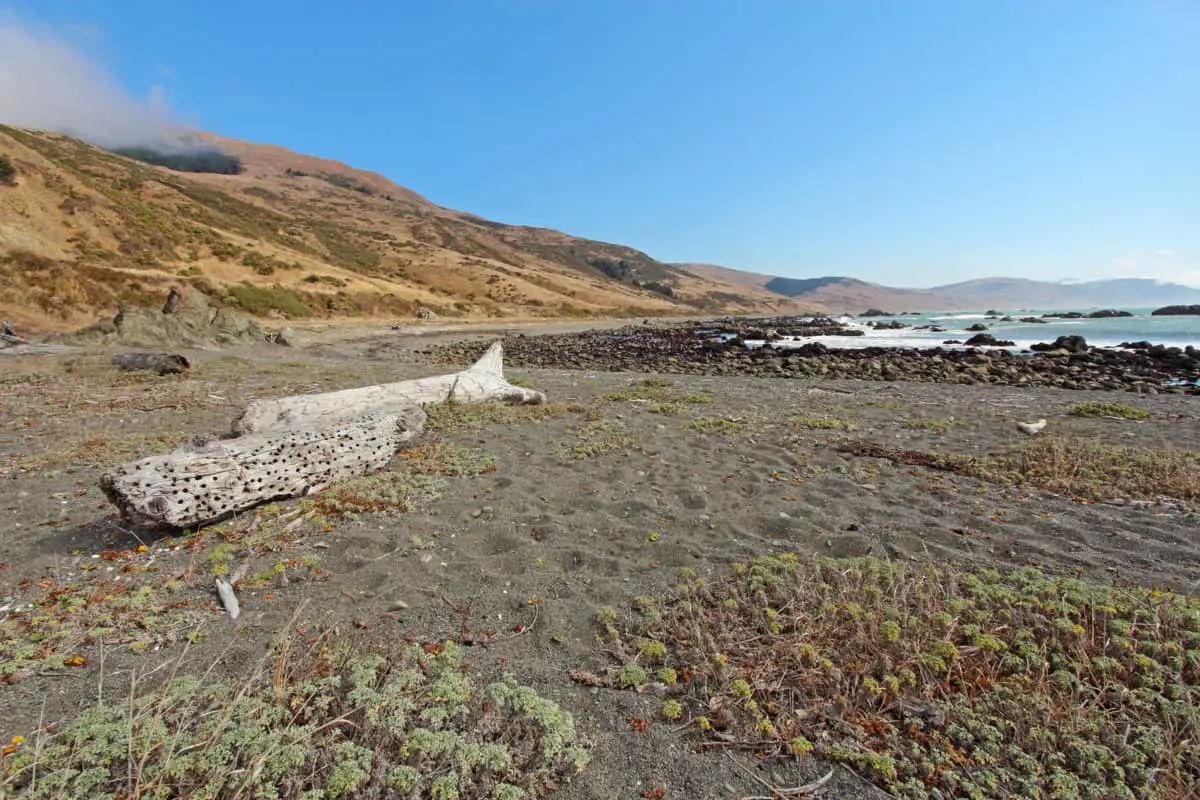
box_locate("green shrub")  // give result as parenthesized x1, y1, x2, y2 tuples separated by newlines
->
(1069, 402, 1151, 420)
(1, 634, 589, 798)
(226, 284, 316, 318)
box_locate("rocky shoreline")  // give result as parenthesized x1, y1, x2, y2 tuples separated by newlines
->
(425, 317, 1200, 394)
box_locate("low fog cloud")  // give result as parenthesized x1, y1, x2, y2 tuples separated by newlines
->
(0, 18, 194, 151)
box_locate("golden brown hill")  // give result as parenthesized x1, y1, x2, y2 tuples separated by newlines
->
(0, 126, 805, 332)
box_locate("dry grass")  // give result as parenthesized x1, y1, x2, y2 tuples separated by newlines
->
(838, 436, 1200, 506)
(424, 401, 598, 433)
(587, 554, 1200, 799)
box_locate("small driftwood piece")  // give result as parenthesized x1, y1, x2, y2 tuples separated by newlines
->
(112, 352, 191, 375)
(233, 340, 544, 435)
(215, 578, 241, 621)
(100, 408, 426, 528)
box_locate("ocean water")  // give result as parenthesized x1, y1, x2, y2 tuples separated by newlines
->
(742, 308, 1200, 352)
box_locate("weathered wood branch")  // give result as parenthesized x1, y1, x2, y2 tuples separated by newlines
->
(232, 341, 544, 436)
(100, 408, 426, 529)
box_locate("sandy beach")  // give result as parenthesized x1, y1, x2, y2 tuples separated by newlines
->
(1, 323, 1198, 798)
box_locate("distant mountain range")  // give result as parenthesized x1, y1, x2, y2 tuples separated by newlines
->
(676, 264, 1200, 313)
(2, 122, 1192, 333)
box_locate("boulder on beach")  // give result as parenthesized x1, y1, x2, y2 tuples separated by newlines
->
(1030, 335, 1089, 354)
(1152, 305, 1200, 316)
(964, 333, 1016, 347)
(63, 287, 277, 349)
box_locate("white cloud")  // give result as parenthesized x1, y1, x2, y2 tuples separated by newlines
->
(1097, 249, 1200, 287)
(0, 17, 186, 149)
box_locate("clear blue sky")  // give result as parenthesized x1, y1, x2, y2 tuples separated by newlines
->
(4, 1, 1199, 287)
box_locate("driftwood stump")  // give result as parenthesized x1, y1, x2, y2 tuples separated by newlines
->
(233, 341, 544, 435)
(100, 408, 426, 528)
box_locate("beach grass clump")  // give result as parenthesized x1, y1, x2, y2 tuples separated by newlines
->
(399, 441, 496, 478)
(1, 631, 589, 799)
(309, 470, 446, 517)
(0, 550, 207, 683)
(11, 432, 189, 472)
(603, 379, 711, 408)
(0, 504, 330, 682)
(682, 417, 747, 436)
(1069, 402, 1152, 420)
(552, 421, 631, 462)
(899, 417, 957, 433)
(788, 415, 857, 433)
(838, 437, 1200, 506)
(424, 401, 592, 433)
(586, 554, 1200, 799)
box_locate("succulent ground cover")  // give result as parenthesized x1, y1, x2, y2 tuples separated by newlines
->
(583, 554, 1200, 799)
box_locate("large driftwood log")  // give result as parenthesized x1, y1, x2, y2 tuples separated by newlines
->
(233, 341, 544, 435)
(100, 408, 426, 528)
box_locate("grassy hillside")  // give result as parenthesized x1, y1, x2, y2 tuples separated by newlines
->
(0, 126, 799, 331)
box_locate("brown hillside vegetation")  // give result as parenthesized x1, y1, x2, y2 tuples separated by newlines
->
(0, 126, 806, 332)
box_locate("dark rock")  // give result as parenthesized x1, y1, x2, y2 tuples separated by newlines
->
(1152, 305, 1200, 316)
(1019, 316, 1047, 324)
(111, 352, 191, 375)
(966, 323, 988, 332)
(860, 309, 891, 317)
(964, 333, 1016, 347)
(1087, 309, 1133, 319)
(162, 287, 182, 315)
(1031, 335, 1088, 354)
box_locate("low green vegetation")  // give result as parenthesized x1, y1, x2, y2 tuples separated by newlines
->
(0, 153, 15, 184)
(899, 417, 957, 433)
(682, 416, 746, 436)
(839, 436, 1199, 505)
(788, 414, 857, 432)
(589, 554, 1200, 799)
(424, 401, 593, 434)
(602, 378, 711, 408)
(2, 633, 588, 798)
(1070, 402, 1152, 420)
(225, 284, 317, 318)
(553, 421, 630, 462)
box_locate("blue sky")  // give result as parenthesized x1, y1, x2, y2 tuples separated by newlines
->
(2, 1, 1198, 287)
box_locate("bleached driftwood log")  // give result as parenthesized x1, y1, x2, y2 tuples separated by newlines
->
(232, 340, 544, 436)
(100, 408, 426, 528)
